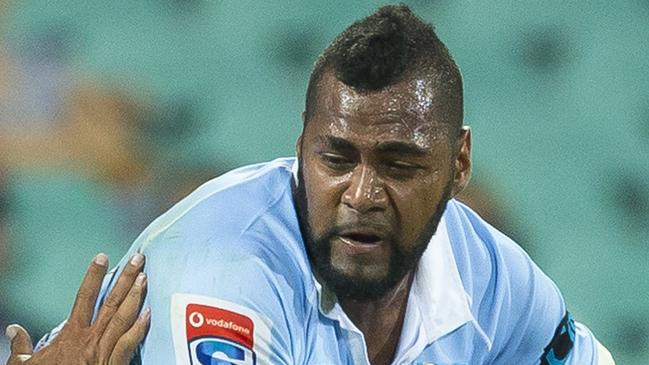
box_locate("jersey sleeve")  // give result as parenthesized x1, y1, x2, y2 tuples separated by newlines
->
(449, 200, 607, 365)
(481, 231, 602, 364)
(138, 232, 304, 365)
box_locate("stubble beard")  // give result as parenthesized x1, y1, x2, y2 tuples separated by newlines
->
(293, 159, 453, 301)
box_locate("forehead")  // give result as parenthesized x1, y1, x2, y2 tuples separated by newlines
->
(308, 72, 450, 149)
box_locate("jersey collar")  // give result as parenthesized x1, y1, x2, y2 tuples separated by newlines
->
(410, 213, 490, 348)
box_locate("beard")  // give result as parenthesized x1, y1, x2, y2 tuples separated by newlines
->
(293, 159, 453, 301)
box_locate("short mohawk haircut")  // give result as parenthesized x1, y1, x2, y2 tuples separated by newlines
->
(305, 5, 463, 131)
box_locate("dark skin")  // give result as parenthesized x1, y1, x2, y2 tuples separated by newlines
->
(297, 71, 471, 365)
(5, 253, 150, 365)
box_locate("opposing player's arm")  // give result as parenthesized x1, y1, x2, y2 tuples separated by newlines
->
(5, 253, 150, 365)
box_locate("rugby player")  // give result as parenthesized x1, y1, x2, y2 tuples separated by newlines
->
(5, 5, 615, 364)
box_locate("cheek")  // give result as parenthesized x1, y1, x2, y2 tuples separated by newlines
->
(302, 159, 349, 230)
(388, 175, 448, 242)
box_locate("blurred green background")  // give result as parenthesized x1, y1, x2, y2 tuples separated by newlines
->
(1, 1, 648, 363)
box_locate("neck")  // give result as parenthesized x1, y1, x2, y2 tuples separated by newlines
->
(339, 272, 414, 365)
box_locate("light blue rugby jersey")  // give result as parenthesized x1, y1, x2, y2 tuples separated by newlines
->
(38, 157, 603, 364)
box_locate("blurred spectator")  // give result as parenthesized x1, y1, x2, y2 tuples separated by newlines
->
(62, 86, 152, 187)
(1, 85, 151, 181)
(0, 1, 222, 343)
(0, 80, 158, 338)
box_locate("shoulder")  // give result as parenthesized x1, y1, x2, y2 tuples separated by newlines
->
(126, 158, 311, 364)
(100, 157, 313, 324)
(443, 200, 567, 358)
(444, 199, 560, 303)
(135, 157, 310, 287)
(138, 157, 297, 250)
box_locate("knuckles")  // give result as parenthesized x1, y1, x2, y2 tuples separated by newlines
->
(81, 346, 98, 363)
(101, 296, 122, 311)
(75, 288, 97, 302)
(110, 313, 130, 329)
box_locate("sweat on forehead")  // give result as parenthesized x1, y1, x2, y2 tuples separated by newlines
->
(304, 72, 455, 152)
(308, 71, 454, 131)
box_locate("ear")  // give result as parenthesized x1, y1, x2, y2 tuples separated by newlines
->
(451, 126, 472, 197)
(296, 111, 308, 158)
(296, 135, 303, 156)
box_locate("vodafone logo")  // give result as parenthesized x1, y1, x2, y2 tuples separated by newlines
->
(185, 303, 255, 349)
(187, 310, 251, 336)
(189, 311, 205, 328)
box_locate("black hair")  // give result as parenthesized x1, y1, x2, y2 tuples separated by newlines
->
(305, 4, 463, 133)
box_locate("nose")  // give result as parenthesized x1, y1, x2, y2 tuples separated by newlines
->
(341, 165, 388, 213)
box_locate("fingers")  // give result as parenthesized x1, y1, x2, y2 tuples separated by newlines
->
(108, 309, 151, 365)
(98, 272, 147, 359)
(94, 253, 145, 334)
(6, 324, 33, 361)
(69, 253, 110, 327)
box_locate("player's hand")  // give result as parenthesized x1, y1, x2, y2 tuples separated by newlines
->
(5, 253, 150, 365)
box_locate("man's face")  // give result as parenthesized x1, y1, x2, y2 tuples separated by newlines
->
(295, 72, 463, 300)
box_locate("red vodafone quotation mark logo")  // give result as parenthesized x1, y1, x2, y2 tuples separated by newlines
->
(189, 311, 205, 328)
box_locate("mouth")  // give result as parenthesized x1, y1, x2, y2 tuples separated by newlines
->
(337, 232, 384, 255)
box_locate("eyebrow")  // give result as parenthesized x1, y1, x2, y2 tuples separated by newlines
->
(375, 141, 428, 157)
(317, 135, 357, 152)
(317, 135, 428, 157)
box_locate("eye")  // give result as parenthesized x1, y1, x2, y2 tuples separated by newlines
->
(388, 161, 418, 169)
(319, 152, 355, 170)
(384, 160, 421, 177)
